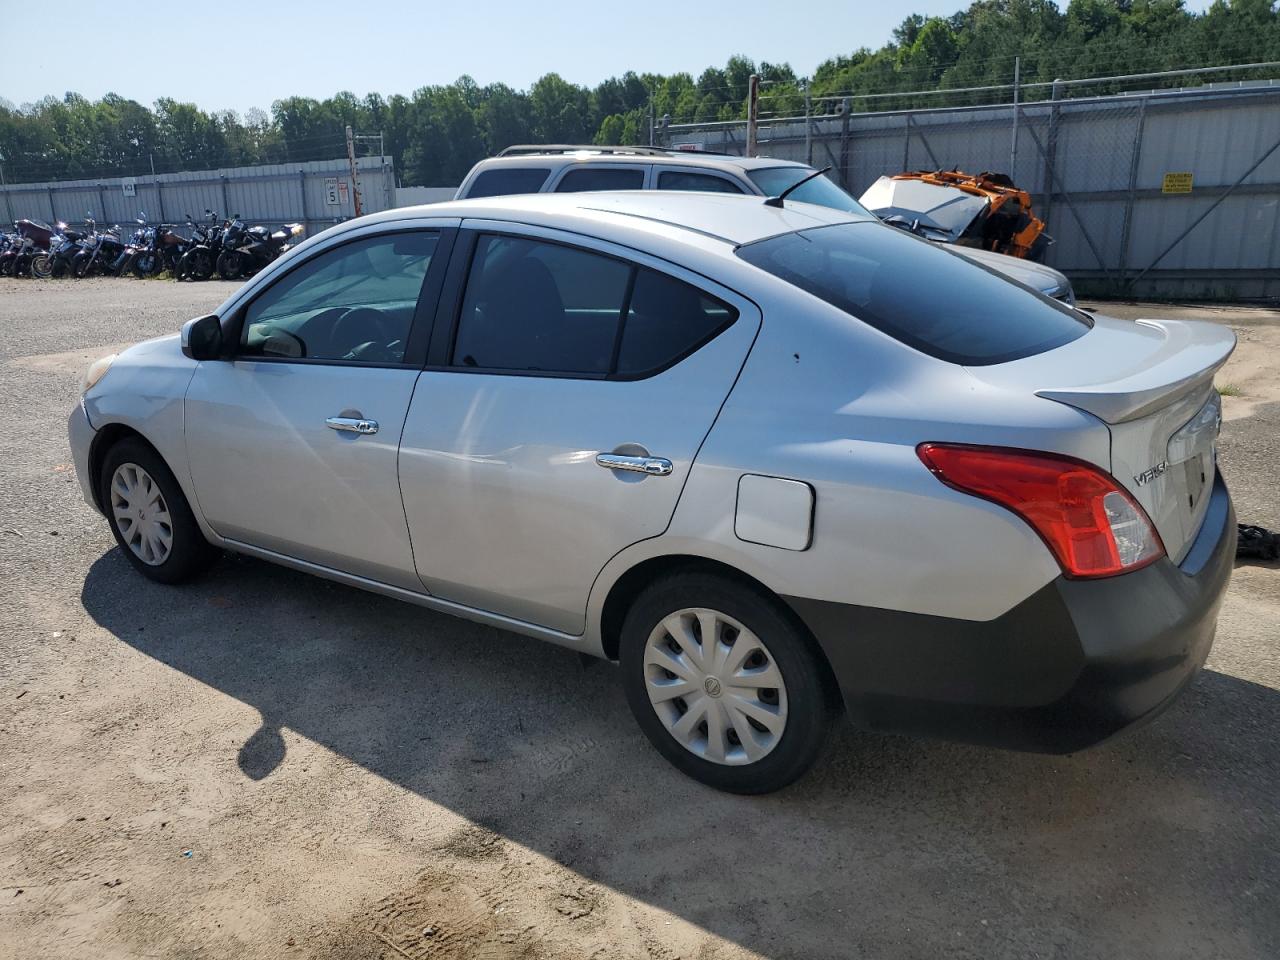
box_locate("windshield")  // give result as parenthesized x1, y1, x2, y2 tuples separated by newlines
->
(747, 167, 871, 215)
(737, 221, 1089, 365)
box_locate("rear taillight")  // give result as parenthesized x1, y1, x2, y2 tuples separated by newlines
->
(917, 443, 1164, 579)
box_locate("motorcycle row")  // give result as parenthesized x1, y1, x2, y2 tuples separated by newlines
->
(0, 211, 305, 282)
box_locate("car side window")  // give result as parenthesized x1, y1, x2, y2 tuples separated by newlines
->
(239, 232, 438, 364)
(453, 235, 631, 374)
(615, 270, 738, 376)
(467, 167, 552, 198)
(657, 171, 745, 194)
(554, 167, 645, 192)
(451, 233, 738, 378)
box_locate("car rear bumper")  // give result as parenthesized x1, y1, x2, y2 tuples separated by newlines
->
(785, 473, 1236, 753)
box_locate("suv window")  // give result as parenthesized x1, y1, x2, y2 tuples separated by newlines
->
(657, 170, 744, 194)
(466, 167, 552, 198)
(240, 232, 438, 363)
(555, 167, 645, 192)
(452, 234, 738, 377)
(737, 222, 1088, 365)
(746, 167, 870, 215)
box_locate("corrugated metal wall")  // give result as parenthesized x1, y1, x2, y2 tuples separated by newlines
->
(0, 156, 397, 241)
(670, 86, 1280, 300)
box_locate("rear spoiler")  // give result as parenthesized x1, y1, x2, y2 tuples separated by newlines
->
(1036, 319, 1236, 423)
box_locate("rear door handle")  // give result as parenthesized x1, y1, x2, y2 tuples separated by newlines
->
(326, 416, 379, 435)
(595, 453, 673, 476)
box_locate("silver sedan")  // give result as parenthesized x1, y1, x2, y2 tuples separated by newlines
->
(70, 192, 1236, 792)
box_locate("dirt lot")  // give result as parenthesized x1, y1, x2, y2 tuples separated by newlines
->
(1, 278, 1277, 960)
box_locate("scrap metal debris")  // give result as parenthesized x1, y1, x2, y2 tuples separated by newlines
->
(1237, 524, 1280, 561)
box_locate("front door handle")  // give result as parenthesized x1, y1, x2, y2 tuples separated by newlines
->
(326, 416, 379, 435)
(595, 453, 673, 476)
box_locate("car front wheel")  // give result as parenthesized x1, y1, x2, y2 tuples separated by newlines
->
(619, 572, 838, 794)
(99, 438, 218, 584)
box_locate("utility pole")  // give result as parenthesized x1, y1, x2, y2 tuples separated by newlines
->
(746, 74, 760, 158)
(0, 149, 10, 225)
(345, 125, 363, 218)
(803, 79, 813, 167)
(1010, 55, 1021, 176)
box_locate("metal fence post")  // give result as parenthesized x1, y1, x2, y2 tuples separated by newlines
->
(46, 187, 55, 223)
(839, 99, 851, 190)
(804, 83, 813, 167)
(298, 171, 309, 230)
(1118, 97, 1149, 280)
(219, 175, 229, 218)
(1010, 55, 1021, 176)
(1041, 79, 1064, 229)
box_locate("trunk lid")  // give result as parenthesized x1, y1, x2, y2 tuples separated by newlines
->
(969, 315, 1235, 563)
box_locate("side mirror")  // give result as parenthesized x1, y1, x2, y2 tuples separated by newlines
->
(181, 314, 223, 361)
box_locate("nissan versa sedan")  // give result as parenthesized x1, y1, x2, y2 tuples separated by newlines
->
(70, 192, 1236, 793)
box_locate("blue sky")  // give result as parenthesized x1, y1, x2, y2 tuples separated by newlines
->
(4, 0, 1212, 115)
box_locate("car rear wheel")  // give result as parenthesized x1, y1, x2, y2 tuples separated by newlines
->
(619, 572, 838, 794)
(99, 438, 218, 584)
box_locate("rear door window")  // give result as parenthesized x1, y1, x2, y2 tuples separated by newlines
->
(554, 167, 645, 192)
(657, 170, 745, 194)
(451, 234, 737, 377)
(737, 221, 1089, 365)
(466, 167, 551, 198)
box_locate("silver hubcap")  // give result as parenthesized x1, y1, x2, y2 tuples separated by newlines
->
(110, 463, 173, 566)
(643, 608, 788, 766)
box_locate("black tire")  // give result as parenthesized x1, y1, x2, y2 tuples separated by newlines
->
(30, 254, 53, 279)
(132, 252, 159, 279)
(216, 250, 243, 281)
(189, 248, 215, 281)
(72, 251, 92, 278)
(99, 437, 219, 585)
(619, 571, 839, 794)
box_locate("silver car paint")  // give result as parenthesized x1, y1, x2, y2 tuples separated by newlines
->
(80, 335, 216, 541)
(185, 362, 424, 589)
(398, 218, 763, 635)
(969, 313, 1235, 561)
(70, 193, 1224, 665)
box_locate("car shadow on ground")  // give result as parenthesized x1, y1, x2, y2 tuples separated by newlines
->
(81, 548, 1280, 958)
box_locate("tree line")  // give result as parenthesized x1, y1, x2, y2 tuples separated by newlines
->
(1, 0, 1278, 188)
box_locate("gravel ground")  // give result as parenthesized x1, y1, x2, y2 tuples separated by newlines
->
(0, 278, 1277, 960)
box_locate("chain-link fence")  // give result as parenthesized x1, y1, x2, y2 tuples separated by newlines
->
(662, 67, 1280, 300)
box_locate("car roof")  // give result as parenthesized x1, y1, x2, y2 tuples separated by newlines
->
(468, 150, 810, 175)
(362, 191, 873, 249)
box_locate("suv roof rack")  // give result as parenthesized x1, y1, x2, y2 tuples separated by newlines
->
(498, 144, 672, 158)
(496, 143, 737, 159)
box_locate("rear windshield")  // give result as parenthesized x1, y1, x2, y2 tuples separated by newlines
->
(466, 167, 551, 198)
(737, 222, 1089, 365)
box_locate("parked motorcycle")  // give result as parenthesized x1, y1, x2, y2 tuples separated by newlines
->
(175, 210, 226, 281)
(0, 219, 54, 277)
(112, 216, 152, 276)
(35, 222, 87, 278)
(131, 217, 190, 278)
(216, 217, 303, 280)
(70, 214, 126, 278)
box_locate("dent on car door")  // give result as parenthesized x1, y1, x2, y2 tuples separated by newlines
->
(184, 227, 454, 589)
(399, 226, 760, 634)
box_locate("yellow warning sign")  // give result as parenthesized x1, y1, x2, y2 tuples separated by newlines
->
(1162, 172, 1194, 194)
